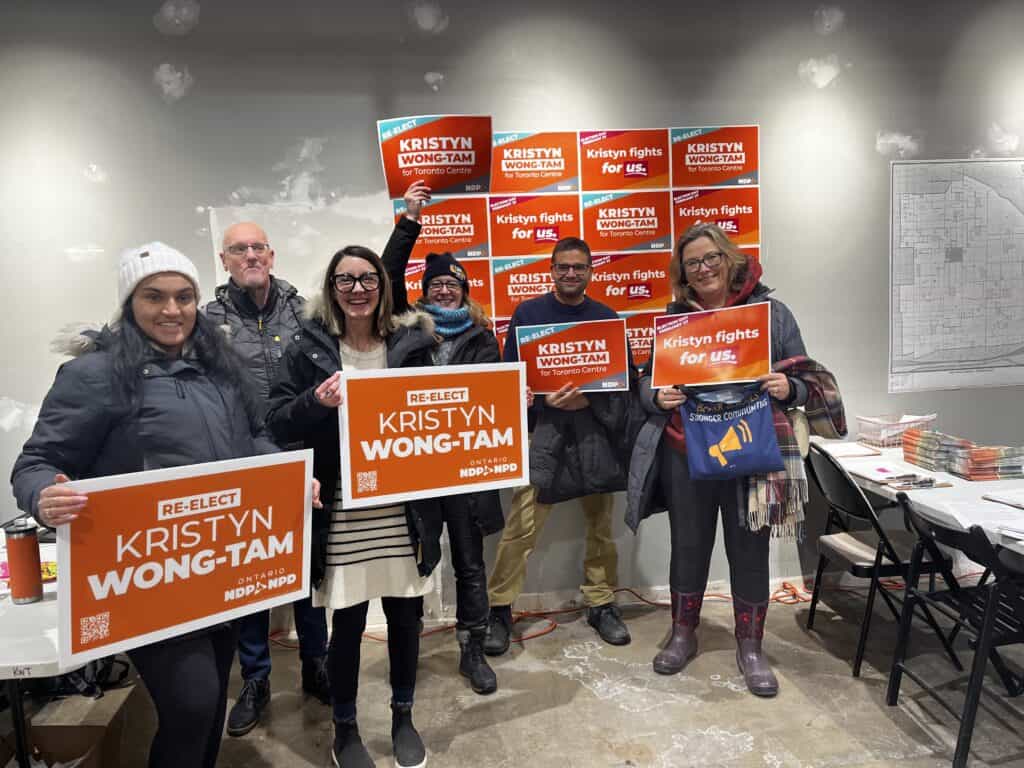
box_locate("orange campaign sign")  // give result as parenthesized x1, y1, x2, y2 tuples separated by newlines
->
(670, 125, 759, 187)
(515, 318, 628, 394)
(671, 187, 760, 246)
(488, 194, 581, 257)
(491, 257, 552, 317)
(59, 451, 313, 667)
(393, 196, 490, 260)
(624, 311, 658, 368)
(579, 129, 670, 191)
(589, 251, 672, 313)
(582, 191, 672, 253)
(338, 364, 529, 508)
(651, 303, 772, 388)
(378, 114, 492, 197)
(491, 131, 580, 193)
(404, 258, 494, 318)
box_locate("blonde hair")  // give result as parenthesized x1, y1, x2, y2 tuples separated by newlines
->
(670, 222, 750, 304)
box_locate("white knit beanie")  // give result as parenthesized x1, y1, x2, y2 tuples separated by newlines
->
(118, 242, 201, 305)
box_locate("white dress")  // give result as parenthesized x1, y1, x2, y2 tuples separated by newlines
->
(313, 341, 434, 610)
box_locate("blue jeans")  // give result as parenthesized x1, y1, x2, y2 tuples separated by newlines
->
(236, 596, 328, 681)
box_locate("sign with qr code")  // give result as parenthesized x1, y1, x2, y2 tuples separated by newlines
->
(57, 451, 313, 668)
(338, 363, 529, 508)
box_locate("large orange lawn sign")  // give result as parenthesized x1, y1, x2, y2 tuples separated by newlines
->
(60, 451, 313, 668)
(338, 364, 529, 508)
(515, 318, 628, 394)
(378, 114, 492, 197)
(651, 303, 771, 388)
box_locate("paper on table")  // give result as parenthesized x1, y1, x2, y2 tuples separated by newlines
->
(925, 498, 1024, 532)
(828, 442, 882, 458)
(900, 413, 936, 423)
(981, 489, 1024, 511)
(848, 462, 917, 483)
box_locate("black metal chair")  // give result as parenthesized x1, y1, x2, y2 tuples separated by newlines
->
(805, 443, 961, 676)
(887, 494, 1024, 768)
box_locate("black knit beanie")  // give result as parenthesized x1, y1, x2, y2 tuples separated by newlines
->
(421, 251, 469, 296)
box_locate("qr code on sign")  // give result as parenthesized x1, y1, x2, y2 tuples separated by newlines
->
(80, 612, 110, 645)
(357, 471, 378, 493)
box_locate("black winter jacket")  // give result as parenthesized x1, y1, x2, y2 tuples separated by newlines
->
(11, 328, 278, 526)
(203, 277, 305, 402)
(265, 302, 445, 588)
(383, 215, 505, 535)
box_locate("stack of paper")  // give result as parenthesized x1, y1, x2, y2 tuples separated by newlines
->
(902, 428, 973, 472)
(950, 446, 1024, 481)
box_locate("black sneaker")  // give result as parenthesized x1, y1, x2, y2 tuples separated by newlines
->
(301, 656, 330, 705)
(391, 702, 427, 768)
(587, 603, 631, 646)
(332, 719, 374, 768)
(483, 605, 513, 657)
(458, 630, 498, 695)
(226, 677, 270, 737)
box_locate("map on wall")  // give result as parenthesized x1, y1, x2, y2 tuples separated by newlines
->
(890, 159, 1024, 393)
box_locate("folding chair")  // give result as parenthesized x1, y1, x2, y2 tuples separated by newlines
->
(805, 443, 960, 676)
(887, 494, 1024, 768)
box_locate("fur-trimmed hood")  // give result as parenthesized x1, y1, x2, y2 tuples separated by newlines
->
(303, 291, 436, 337)
(49, 322, 111, 358)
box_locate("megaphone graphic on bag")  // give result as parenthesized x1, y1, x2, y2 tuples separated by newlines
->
(708, 418, 753, 467)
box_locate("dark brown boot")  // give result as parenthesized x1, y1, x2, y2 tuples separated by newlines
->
(734, 597, 778, 697)
(653, 591, 702, 675)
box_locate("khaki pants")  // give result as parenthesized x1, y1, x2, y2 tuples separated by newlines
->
(487, 485, 617, 608)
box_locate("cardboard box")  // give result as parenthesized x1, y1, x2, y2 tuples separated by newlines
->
(30, 684, 135, 768)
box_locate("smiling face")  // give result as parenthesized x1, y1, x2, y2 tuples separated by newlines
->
(332, 255, 381, 320)
(550, 247, 591, 303)
(220, 222, 275, 291)
(130, 273, 197, 356)
(680, 235, 729, 308)
(425, 275, 465, 309)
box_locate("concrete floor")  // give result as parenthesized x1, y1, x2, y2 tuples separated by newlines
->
(120, 590, 1024, 768)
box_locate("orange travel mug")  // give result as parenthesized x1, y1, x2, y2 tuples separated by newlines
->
(5, 524, 43, 604)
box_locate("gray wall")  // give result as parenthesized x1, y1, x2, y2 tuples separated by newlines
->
(3, 0, 1023, 597)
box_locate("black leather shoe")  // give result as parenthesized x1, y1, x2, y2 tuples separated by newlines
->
(483, 605, 513, 657)
(226, 677, 270, 737)
(332, 718, 374, 768)
(302, 656, 330, 705)
(587, 603, 631, 646)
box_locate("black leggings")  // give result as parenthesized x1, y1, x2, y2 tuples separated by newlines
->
(128, 623, 236, 768)
(660, 446, 770, 603)
(329, 596, 423, 714)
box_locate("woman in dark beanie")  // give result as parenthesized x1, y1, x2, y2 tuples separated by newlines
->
(383, 180, 504, 696)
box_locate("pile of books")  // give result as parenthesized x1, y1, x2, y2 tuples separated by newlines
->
(903, 428, 1024, 480)
(901, 428, 972, 472)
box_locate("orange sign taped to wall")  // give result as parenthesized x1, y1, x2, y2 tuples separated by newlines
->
(60, 451, 313, 667)
(582, 191, 672, 253)
(488, 194, 581, 257)
(579, 129, 670, 191)
(589, 251, 672, 313)
(491, 131, 579, 193)
(671, 187, 760, 246)
(670, 125, 759, 187)
(624, 311, 659, 369)
(651, 303, 771, 387)
(338, 365, 529, 508)
(491, 257, 553, 317)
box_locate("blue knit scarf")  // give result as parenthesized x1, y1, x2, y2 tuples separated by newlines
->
(421, 302, 473, 338)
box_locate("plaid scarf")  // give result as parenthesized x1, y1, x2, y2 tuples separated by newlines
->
(746, 356, 847, 538)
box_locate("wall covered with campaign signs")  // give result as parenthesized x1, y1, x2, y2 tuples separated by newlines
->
(380, 117, 760, 366)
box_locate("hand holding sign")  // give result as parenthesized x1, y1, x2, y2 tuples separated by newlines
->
(546, 383, 589, 411)
(38, 473, 88, 527)
(403, 180, 432, 221)
(654, 386, 687, 411)
(315, 372, 343, 408)
(758, 372, 790, 401)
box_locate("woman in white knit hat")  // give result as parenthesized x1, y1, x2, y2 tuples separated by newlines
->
(12, 242, 302, 768)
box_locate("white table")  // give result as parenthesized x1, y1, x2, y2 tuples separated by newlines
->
(814, 440, 1024, 556)
(1, 543, 66, 768)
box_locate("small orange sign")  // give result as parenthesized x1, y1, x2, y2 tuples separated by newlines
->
(60, 452, 313, 667)
(491, 131, 579, 193)
(579, 129, 670, 191)
(671, 187, 760, 246)
(582, 191, 672, 253)
(651, 303, 771, 387)
(338, 365, 529, 508)
(491, 257, 553, 317)
(670, 125, 759, 188)
(393, 196, 490, 260)
(488, 194, 581, 258)
(516, 318, 628, 394)
(378, 114, 492, 197)
(589, 251, 672, 313)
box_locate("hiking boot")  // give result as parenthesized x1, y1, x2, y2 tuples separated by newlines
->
(587, 603, 631, 646)
(483, 604, 513, 657)
(331, 718, 374, 768)
(301, 655, 330, 705)
(226, 677, 270, 736)
(391, 701, 427, 768)
(458, 629, 498, 695)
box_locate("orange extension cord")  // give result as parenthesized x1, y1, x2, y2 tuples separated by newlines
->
(269, 573, 988, 648)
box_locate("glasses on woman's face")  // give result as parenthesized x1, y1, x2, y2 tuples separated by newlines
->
(427, 279, 463, 294)
(331, 272, 381, 292)
(682, 251, 725, 273)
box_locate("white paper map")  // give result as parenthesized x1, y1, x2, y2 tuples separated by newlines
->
(890, 159, 1024, 392)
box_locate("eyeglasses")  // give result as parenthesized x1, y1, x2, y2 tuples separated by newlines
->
(225, 242, 270, 257)
(427, 279, 463, 293)
(682, 251, 725, 273)
(332, 272, 380, 292)
(552, 263, 590, 275)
